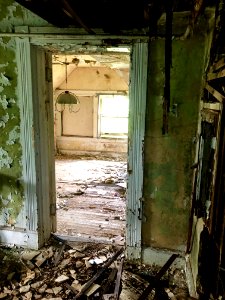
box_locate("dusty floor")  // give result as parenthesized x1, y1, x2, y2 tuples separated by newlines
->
(0, 158, 204, 299)
(55, 156, 127, 244)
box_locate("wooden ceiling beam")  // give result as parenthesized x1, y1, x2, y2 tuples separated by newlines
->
(207, 68, 225, 81)
(209, 57, 225, 72)
(205, 83, 225, 103)
(62, 0, 95, 34)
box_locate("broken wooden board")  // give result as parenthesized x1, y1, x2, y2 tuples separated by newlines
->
(209, 57, 225, 73)
(74, 248, 123, 299)
(205, 84, 225, 103)
(137, 254, 179, 300)
(207, 68, 225, 81)
(103, 258, 124, 300)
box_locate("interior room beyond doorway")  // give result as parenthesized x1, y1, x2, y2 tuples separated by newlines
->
(52, 51, 130, 244)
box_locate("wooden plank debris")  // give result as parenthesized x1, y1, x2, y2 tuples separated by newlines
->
(54, 243, 66, 266)
(114, 258, 124, 300)
(137, 254, 179, 300)
(101, 268, 118, 295)
(202, 102, 221, 111)
(209, 57, 225, 73)
(74, 248, 123, 299)
(103, 257, 124, 300)
(205, 84, 225, 103)
(207, 68, 225, 81)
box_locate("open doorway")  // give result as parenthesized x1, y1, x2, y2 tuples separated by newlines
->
(52, 51, 130, 244)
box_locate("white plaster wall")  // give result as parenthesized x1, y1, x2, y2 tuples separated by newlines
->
(54, 65, 129, 154)
(62, 96, 93, 137)
(57, 136, 127, 155)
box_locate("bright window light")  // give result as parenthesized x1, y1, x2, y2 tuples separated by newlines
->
(98, 95, 129, 138)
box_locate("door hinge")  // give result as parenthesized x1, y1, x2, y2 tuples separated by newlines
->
(50, 203, 56, 216)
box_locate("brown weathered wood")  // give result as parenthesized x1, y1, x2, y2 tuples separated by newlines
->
(74, 248, 123, 299)
(137, 254, 179, 300)
(210, 57, 225, 72)
(114, 258, 124, 300)
(202, 102, 221, 111)
(54, 243, 66, 266)
(64, 282, 78, 295)
(207, 68, 225, 81)
(101, 268, 118, 295)
(205, 84, 225, 103)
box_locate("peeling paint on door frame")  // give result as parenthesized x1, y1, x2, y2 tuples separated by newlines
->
(12, 29, 149, 253)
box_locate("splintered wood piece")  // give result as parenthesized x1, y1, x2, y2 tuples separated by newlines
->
(205, 84, 225, 103)
(74, 248, 123, 299)
(54, 243, 66, 266)
(210, 57, 225, 72)
(207, 68, 225, 81)
(114, 258, 124, 300)
(102, 258, 124, 300)
(138, 254, 179, 300)
(101, 268, 118, 295)
(64, 282, 78, 295)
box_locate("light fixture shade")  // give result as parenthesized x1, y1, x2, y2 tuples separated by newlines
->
(56, 91, 78, 104)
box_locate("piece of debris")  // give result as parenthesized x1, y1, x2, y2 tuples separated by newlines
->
(55, 275, 69, 283)
(21, 251, 40, 261)
(19, 285, 30, 293)
(74, 248, 123, 299)
(138, 254, 179, 300)
(0, 237, 191, 300)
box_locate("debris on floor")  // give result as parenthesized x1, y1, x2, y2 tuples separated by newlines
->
(0, 236, 194, 300)
(55, 157, 127, 243)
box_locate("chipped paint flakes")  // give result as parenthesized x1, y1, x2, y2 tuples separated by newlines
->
(0, 95, 8, 109)
(0, 37, 15, 50)
(7, 125, 20, 145)
(0, 113, 9, 128)
(0, 96, 16, 109)
(0, 62, 9, 69)
(0, 147, 13, 169)
(0, 73, 10, 86)
(0, 193, 12, 206)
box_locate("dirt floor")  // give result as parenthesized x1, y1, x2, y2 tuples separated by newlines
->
(55, 155, 127, 244)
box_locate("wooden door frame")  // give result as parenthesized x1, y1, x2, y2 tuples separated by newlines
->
(12, 33, 149, 256)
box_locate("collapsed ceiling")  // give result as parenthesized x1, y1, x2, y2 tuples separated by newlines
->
(15, 0, 217, 34)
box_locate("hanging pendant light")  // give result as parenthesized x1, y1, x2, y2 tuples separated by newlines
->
(55, 57, 80, 113)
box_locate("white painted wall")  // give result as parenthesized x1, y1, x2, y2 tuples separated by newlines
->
(53, 65, 129, 155)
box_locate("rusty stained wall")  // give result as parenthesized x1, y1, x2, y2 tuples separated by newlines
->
(142, 35, 211, 251)
(0, 0, 49, 227)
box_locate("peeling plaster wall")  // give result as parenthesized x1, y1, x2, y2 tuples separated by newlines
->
(142, 34, 211, 251)
(0, 0, 49, 228)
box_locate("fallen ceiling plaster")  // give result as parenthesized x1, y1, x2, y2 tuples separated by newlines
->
(0, 238, 190, 300)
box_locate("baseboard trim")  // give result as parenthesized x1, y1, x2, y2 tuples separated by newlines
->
(0, 227, 38, 249)
(142, 246, 185, 268)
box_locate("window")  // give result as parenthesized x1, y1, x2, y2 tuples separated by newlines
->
(98, 94, 129, 138)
